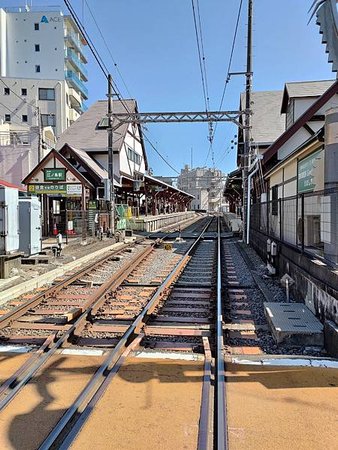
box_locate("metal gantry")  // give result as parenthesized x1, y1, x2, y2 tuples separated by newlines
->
(110, 110, 246, 131)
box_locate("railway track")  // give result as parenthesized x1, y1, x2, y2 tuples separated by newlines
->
(0, 216, 223, 448)
(0, 215, 333, 450)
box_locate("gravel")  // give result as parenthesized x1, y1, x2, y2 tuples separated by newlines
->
(222, 235, 325, 357)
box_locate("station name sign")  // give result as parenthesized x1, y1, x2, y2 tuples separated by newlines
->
(44, 168, 66, 181)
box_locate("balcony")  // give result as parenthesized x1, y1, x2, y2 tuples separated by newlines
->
(65, 48, 88, 81)
(65, 70, 88, 100)
(64, 30, 84, 55)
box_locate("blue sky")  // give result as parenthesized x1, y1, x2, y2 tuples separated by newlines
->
(2, 0, 335, 176)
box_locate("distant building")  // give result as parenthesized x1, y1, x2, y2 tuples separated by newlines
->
(153, 176, 177, 187)
(0, 5, 88, 185)
(178, 165, 224, 212)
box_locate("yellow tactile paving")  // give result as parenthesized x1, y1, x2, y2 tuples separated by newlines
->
(226, 363, 338, 450)
(71, 357, 204, 450)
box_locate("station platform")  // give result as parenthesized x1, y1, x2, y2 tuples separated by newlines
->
(130, 211, 197, 232)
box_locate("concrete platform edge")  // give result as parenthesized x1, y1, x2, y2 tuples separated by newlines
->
(0, 241, 126, 305)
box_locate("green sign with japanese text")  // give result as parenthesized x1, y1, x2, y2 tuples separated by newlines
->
(297, 149, 323, 193)
(28, 184, 82, 196)
(28, 184, 67, 194)
(44, 168, 66, 181)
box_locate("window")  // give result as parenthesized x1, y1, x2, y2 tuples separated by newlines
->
(4, 114, 11, 122)
(4, 87, 10, 95)
(39, 88, 55, 100)
(35, 65, 40, 73)
(34, 23, 39, 30)
(21, 88, 27, 96)
(35, 44, 40, 52)
(271, 185, 279, 216)
(127, 147, 141, 165)
(22, 114, 28, 123)
(40, 114, 56, 127)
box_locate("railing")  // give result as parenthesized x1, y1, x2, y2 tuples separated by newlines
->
(250, 188, 338, 265)
(4, 6, 60, 12)
(65, 70, 88, 99)
(64, 30, 84, 53)
(65, 48, 88, 79)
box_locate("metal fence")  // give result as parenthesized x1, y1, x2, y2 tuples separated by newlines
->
(250, 188, 338, 264)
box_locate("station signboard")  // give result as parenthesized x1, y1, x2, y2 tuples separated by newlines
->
(44, 168, 66, 182)
(297, 149, 324, 193)
(28, 184, 82, 196)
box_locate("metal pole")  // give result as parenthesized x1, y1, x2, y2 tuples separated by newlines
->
(107, 74, 115, 236)
(242, 0, 253, 243)
(37, 106, 42, 163)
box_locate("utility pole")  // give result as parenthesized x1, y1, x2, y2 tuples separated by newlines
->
(107, 74, 115, 236)
(242, 0, 253, 243)
(37, 106, 42, 163)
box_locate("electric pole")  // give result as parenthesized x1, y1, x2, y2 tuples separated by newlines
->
(242, 0, 253, 243)
(107, 74, 115, 236)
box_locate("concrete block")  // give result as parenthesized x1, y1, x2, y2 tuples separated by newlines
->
(0, 254, 21, 279)
(324, 320, 338, 357)
(264, 302, 324, 346)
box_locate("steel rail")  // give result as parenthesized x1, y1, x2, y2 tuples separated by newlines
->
(0, 238, 145, 329)
(0, 218, 204, 407)
(38, 217, 214, 450)
(216, 216, 228, 449)
(0, 243, 154, 411)
(197, 337, 212, 450)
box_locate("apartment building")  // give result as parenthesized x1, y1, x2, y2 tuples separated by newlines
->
(0, 5, 88, 185)
(178, 165, 224, 212)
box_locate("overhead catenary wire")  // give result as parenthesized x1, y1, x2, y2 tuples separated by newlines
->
(64, 0, 131, 116)
(204, 0, 243, 166)
(191, 0, 214, 156)
(142, 128, 180, 175)
(65, 0, 180, 176)
(191, 0, 210, 113)
(83, 0, 133, 99)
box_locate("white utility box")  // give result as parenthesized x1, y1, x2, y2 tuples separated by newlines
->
(0, 186, 19, 254)
(19, 196, 42, 256)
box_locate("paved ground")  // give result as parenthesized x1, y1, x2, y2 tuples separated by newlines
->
(0, 354, 105, 450)
(71, 357, 204, 450)
(226, 362, 338, 450)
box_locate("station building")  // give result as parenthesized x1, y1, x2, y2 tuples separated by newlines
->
(23, 99, 194, 236)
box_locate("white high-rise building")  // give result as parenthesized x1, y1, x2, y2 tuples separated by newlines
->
(178, 166, 224, 212)
(0, 5, 88, 186)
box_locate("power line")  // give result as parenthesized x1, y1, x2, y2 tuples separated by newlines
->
(142, 128, 180, 175)
(65, 0, 180, 178)
(84, 0, 133, 99)
(64, 0, 131, 115)
(204, 0, 243, 166)
(191, 0, 210, 113)
(0, 101, 34, 130)
(191, 0, 214, 158)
